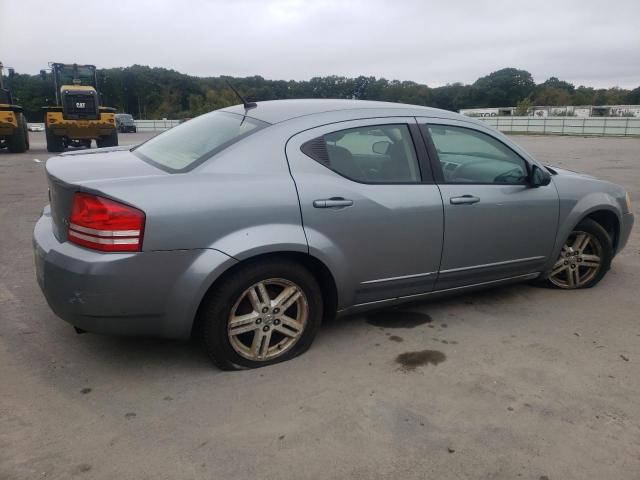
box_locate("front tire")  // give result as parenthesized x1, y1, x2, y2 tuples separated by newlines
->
(201, 259, 323, 370)
(7, 113, 28, 153)
(545, 218, 613, 289)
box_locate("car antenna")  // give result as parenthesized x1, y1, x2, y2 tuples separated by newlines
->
(225, 80, 257, 110)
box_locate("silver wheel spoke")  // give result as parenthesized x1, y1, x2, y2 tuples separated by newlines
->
(573, 233, 590, 253)
(230, 323, 260, 336)
(581, 254, 601, 268)
(279, 315, 303, 334)
(259, 330, 272, 358)
(251, 329, 264, 356)
(280, 291, 301, 312)
(229, 312, 259, 328)
(273, 285, 298, 308)
(248, 287, 262, 311)
(257, 282, 271, 305)
(551, 264, 567, 276)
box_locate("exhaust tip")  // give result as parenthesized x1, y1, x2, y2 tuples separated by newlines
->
(74, 326, 87, 334)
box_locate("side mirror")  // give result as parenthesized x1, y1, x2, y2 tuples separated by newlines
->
(372, 141, 391, 155)
(529, 164, 551, 187)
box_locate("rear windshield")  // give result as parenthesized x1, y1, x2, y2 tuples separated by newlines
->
(133, 111, 268, 172)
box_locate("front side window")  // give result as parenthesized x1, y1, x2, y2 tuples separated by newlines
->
(301, 124, 421, 183)
(424, 124, 528, 184)
(134, 111, 268, 172)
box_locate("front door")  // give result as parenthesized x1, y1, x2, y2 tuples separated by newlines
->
(418, 120, 559, 290)
(286, 118, 444, 308)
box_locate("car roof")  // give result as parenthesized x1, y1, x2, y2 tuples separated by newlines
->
(220, 99, 465, 125)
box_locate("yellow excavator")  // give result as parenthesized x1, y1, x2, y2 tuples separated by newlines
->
(0, 61, 29, 153)
(41, 63, 117, 152)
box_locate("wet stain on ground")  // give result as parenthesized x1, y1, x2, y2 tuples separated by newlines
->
(72, 464, 92, 475)
(80, 387, 92, 394)
(389, 335, 404, 342)
(396, 350, 446, 370)
(366, 310, 432, 328)
(125, 412, 137, 419)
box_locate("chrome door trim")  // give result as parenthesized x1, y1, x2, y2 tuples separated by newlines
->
(439, 256, 546, 274)
(361, 271, 436, 285)
(398, 272, 540, 300)
(346, 272, 540, 310)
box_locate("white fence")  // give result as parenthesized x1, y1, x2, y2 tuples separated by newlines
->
(134, 119, 181, 132)
(477, 116, 640, 136)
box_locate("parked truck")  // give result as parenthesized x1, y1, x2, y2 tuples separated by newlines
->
(41, 63, 117, 152)
(0, 62, 29, 153)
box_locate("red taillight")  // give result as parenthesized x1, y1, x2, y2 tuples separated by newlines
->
(68, 192, 145, 252)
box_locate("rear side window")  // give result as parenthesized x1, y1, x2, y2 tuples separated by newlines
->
(301, 124, 421, 183)
(134, 111, 268, 172)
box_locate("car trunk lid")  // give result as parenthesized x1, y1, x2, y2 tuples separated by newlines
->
(45, 148, 166, 242)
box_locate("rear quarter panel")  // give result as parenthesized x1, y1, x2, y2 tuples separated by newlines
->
(85, 126, 308, 257)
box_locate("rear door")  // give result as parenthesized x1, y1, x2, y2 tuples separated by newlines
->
(286, 118, 444, 308)
(418, 119, 559, 290)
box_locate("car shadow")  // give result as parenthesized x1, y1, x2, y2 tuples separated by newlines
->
(37, 282, 538, 374)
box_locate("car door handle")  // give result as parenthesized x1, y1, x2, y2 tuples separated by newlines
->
(450, 195, 480, 205)
(313, 197, 354, 208)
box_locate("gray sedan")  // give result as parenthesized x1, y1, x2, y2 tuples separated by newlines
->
(33, 100, 634, 369)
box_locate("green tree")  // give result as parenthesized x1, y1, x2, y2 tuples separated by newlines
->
(515, 98, 533, 115)
(472, 68, 536, 107)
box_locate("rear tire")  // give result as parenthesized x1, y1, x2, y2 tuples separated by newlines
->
(6, 113, 28, 153)
(542, 218, 613, 289)
(45, 127, 65, 153)
(96, 130, 118, 148)
(201, 259, 323, 370)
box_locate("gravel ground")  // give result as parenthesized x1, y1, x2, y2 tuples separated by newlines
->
(1, 132, 639, 480)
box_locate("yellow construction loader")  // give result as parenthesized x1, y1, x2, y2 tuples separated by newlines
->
(0, 62, 29, 153)
(41, 63, 117, 152)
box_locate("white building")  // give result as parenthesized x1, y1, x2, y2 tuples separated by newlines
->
(459, 105, 640, 118)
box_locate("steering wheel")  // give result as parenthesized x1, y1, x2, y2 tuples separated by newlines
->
(494, 168, 526, 183)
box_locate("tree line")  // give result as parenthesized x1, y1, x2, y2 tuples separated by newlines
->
(3, 66, 639, 121)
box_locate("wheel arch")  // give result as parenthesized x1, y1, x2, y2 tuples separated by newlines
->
(541, 196, 622, 277)
(191, 251, 339, 337)
(584, 209, 620, 252)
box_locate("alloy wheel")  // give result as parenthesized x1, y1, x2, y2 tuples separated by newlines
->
(227, 278, 308, 361)
(548, 230, 603, 288)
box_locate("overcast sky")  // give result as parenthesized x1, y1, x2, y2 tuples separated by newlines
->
(1, 0, 639, 88)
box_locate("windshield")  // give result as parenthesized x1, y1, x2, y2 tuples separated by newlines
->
(133, 111, 268, 172)
(56, 65, 96, 87)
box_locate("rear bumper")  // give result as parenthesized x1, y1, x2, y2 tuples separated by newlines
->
(33, 208, 236, 339)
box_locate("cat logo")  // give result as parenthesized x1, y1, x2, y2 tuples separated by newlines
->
(75, 102, 86, 109)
